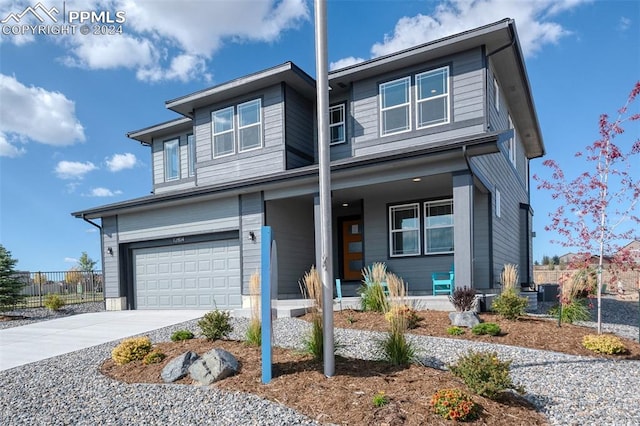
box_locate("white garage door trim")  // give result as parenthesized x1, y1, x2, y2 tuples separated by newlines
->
(133, 239, 241, 310)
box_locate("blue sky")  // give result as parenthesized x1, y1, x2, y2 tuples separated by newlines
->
(0, 0, 638, 272)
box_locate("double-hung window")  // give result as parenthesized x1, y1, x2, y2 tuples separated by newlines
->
(424, 199, 454, 253)
(187, 134, 195, 177)
(329, 104, 345, 144)
(380, 76, 410, 136)
(416, 67, 449, 128)
(164, 138, 180, 181)
(389, 203, 420, 256)
(212, 106, 235, 157)
(238, 99, 262, 151)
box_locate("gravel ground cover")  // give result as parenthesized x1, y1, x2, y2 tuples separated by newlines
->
(0, 297, 638, 425)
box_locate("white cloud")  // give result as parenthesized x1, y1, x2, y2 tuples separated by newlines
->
(85, 228, 98, 233)
(330, 56, 367, 71)
(45, 0, 308, 82)
(106, 152, 137, 171)
(64, 257, 78, 264)
(55, 160, 97, 179)
(363, 0, 591, 61)
(88, 187, 123, 197)
(618, 17, 631, 32)
(0, 132, 26, 157)
(0, 74, 85, 153)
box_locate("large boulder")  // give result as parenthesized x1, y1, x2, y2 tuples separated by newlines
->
(449, 311, 481, 328)
(161, 351, 199, 383)
(188, 348, 239, 385)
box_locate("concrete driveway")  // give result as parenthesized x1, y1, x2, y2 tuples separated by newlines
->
(0, 310, 209, 372)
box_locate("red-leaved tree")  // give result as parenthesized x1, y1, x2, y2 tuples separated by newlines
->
(534, 81, 640, 333)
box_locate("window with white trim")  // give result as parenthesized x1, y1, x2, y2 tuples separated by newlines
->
(416, 67, 449, 128)
(238, 99, 262, 151)
(389, 204, 420, 256)
(329, 104, 345, 144)
(493, 77, 500, 112)
(163, 138, 179, 181)
(508, 114, 516, 165)
(187, 133, 195, 177)
(424, 199, 454, 254)
(380, 76, 410, 136)
(495, 189, 501, 218)
(212, 106, 235, 157)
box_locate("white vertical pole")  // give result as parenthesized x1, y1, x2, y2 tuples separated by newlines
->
(314, 0, 334, 377)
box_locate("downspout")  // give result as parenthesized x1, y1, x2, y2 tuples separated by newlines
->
(82, 215, 105, 307)
(82, 215, 102, 231)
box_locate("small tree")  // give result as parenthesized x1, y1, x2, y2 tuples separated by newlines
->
(535, 82, 640, 333)
(0, 245, 26, 312)
(78, 252, 97, 272)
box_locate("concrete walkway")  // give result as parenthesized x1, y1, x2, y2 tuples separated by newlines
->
(0, 310, 209, 372)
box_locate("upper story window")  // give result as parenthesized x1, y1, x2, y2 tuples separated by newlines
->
(389, 203, 420, 256)
(329, 104, 346, 145)
(212, 106, 235, 157)
(187, 133, 195, 177)
(380, 76, 410, 136)
(508, 114, 516, 166)
(164, 138, 180, 181)
(424, 199, 454, 254)
(416, 67, 450, 128)
(495, 188, 501, 218)
(238, 99, 262, 152)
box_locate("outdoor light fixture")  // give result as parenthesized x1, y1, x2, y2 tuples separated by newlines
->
(412, 177, 422, 182)
(248, 231, 256, 242)
(342, 203, 349, 207)
(107, 247, 113, 256)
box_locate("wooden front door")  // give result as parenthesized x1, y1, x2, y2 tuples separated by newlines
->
(341, 219, 364, 281)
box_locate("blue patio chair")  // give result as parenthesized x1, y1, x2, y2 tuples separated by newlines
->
(432, 266, 454, 296)
(364, 276, 390, 296)
(335, 278, 343, 310)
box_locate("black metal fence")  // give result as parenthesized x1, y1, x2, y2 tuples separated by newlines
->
(11, 270, 104, 309)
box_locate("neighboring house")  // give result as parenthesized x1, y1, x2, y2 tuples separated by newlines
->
(73, 19, 545, 310)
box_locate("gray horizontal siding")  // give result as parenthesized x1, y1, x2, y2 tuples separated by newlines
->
(240, 193, 264, 295)
(102, 216, 119, 298)
(265, 197, 315, 298)
(193, 84, 286, 186)
(118, 197, 239, 242)
(284, 85, 314, 169)
(350, 48, 485, 155)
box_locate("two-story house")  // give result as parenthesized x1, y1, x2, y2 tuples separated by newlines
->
(73, 19, 545, 311)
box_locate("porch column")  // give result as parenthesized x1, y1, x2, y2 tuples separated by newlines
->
(453, 172, 474, 289)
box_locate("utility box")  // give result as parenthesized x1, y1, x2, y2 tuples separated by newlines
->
(538, 284, 559, 302)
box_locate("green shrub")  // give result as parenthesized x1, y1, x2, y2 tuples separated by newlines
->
(142, 350, 166, 365)
(582, 334, 628, 355)
(448, 350, 523, 399)
(449, 287, 477, 312)
(170, 329, 194, 342)
(245, 319, 262, 346)
(44, 294, 65, 311)
(359, 282, 389, 313)
(447, 326, 465, 336)
(303, 316, 324, 360)
(471, 322, 501, 336)
(384, 305, 420, 329)
(430, 388, 479, 421)
(491, 290, 528, 320)
(111, 336, 153, 365)
(198, 310, 233, 341)
(379, 327, 415, 366)
(548, 299, 591, 324)
(372, 391, 389, 407)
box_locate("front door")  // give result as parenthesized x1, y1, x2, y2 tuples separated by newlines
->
(341, 218, 364, 281)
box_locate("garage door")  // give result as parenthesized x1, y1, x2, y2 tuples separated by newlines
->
(133, 239, 241, 309)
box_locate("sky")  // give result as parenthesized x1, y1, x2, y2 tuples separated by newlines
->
(0, 0, 638, 272)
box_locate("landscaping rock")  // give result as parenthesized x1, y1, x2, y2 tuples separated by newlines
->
(449, 311, 481, 328)
(161, 351, 199, 383)
(188, 348, 238, 385)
